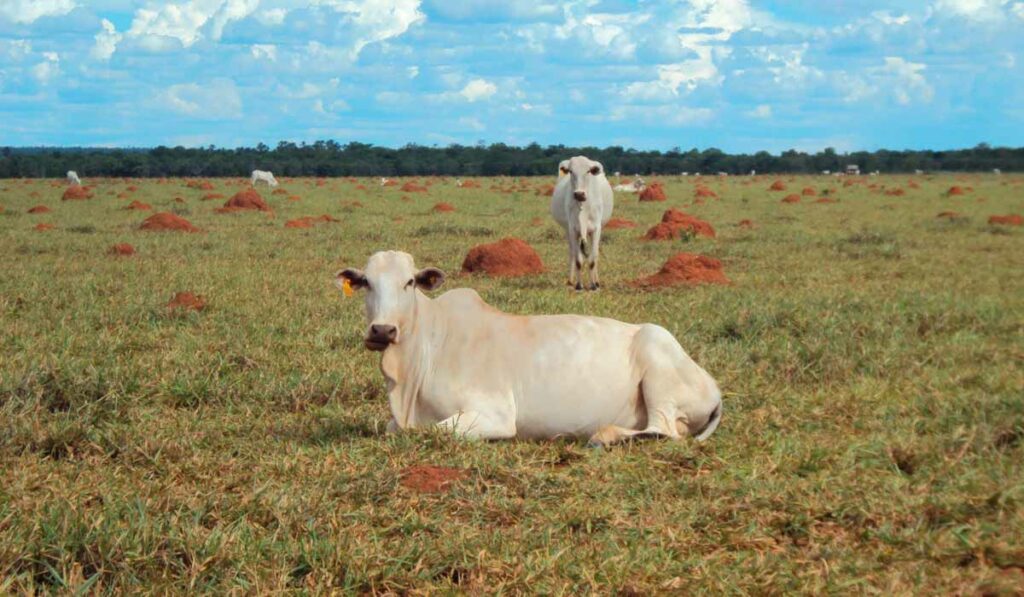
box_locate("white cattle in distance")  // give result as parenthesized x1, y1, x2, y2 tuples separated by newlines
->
(551, 156, 614, 291)
(335, 251, 723, 446)
(66, 170, 81, 185)
(613, 175, 645, 193)
(251, 170, 278, 187)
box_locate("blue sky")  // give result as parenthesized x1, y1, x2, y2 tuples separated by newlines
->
(0, 0, 1021, 152)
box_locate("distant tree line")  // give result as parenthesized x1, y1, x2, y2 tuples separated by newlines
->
(1, 142, 1020, 178)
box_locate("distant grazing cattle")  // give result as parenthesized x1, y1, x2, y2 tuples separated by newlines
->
(993, 168, 1002, 175)
(551, 156, 614, 291)
(251, 170, 278, 187)
(66, 170, 81, 185)
(335, 251, 723, 446)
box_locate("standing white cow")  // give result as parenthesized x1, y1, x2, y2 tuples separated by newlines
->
(335, 251, 722, 446)
(551, 156, 614, 291)
(66, 171, 81, 185)
(251, 170, 278, 187)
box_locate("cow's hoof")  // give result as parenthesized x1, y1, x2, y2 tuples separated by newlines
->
(574, 282, 583, 291)
(590, 283, 600, 291)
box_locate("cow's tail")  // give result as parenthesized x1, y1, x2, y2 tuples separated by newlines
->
(694, 399, 722, 442)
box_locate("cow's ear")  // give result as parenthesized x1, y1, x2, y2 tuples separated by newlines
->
(335, 268, 368, 291)
(414, 267, 445, 291)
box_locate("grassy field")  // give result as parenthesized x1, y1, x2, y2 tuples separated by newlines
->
(1, 172, 1022, 594)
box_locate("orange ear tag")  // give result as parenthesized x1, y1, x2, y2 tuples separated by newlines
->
(342, 278, 354, 297)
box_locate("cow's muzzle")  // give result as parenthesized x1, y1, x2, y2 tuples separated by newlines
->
(365, 324, 397, 351)
(573, 191, 587, 202)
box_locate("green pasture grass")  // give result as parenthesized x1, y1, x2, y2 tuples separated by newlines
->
(0, 173, 1022, 593)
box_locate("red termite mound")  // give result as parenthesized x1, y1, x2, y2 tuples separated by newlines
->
(218, 189, 271, 213)
(638, 182, 667, 202)
(988, 214, 1022, 226)
(769, 180, 786, 191)
(288, 195, 301, 201)
(62, 186, 91, 200)
(125, 200, 152, 210)
(167, 291, 206, 312)
(201, 193, 225, 201)
(782, 194, 801, 204)
(35, 223, 54, 231)
(460, 180, 481, 189)
(399, 465, 468, 493)
(284, 214, 339, 228)
(814, 197, 839, 204)
(738, 219, 754, 229)
(936, 211, 961, 219)
(139, 212, 200, 232)
(537, 184, 555, 196)
(433, 202, 456, 212)
(632, 253, 729, 287)
(947, 186, 966, 196)
(272, 188, 289, 195)
(462, 238, 545, 277)
(28, 205, 51, 214)
(604, 217, 637, 229)
(694, 186, 717, 198)
(109, 243, 135, 256)
(801, 187, 816, 196)
(643, 208, 715, 240)
(401, 182, 428, 193)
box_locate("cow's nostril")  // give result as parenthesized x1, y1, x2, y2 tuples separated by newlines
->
(370, 324, 397, 341)
(573, 191, 586, 201)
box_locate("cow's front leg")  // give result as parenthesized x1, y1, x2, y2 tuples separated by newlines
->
(436, 410, 516, 440)
(588, 227, 602, 290)
(566, 228, 582, 290)
(386, 418, 400, 434)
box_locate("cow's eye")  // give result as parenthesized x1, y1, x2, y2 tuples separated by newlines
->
(405, 279, 414, 289)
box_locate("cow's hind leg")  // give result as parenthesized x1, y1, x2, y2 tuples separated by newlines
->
(436, 410, 516, 440)
(588, 425, 667, 447)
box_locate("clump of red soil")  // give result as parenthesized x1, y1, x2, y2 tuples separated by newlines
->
(643, 208, 716, 240)
(109, 243, 135, 256)
(988, 214, 1022, 226)
(843, 179, 856, 187)
(801, 187, 816, 196)
(399, 465, 468, 493)
(907, 181, 920, 189)
(462, 238, 545, 277)
(139, 212, 200, 232)
(769, 180, 786, 191)
(125, 185, 138, 192)
(605, 217, 637, 230)
(639, 183, 667, 202)
(125, 200, 152, 210)
(694, 186, 717, 198)
(632, 253, 729, 287)
(35, 223, 55, 231)
(28, 205, 51, 214)
(217, 189, 271, 213)
(885, 188, 906, 196)
(530, 217, 544, 226)
(186, 180, 215, 191)
(355, 184, 367, 190)
(167, 291, 206, 312)
(738, 219, 754, 229)
(537, 185, 555, 196)
(29, 191, 41, 199)
(814, 198, 838, 204)
(272, 188, 289, 195)
(284, 214, 339, 228)
(782, 194, 801, 204)
(947, 186, 966, 196)
(936, 211, 961, 219)
(62, 186, 91, 200)
(401, 182, 428, 193)
(460, 180, 481, 189)
(201, 193, 224, 201)
(433, 202, 456, 213)
(288, 195, 301, 201)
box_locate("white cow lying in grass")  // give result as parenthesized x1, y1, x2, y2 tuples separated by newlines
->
(335, 251, 722, 446)
(251, 170, 278, 187)
(551, 156, 614, 290)
(66, 170, 81, 185)
(613, 176, 645, 193)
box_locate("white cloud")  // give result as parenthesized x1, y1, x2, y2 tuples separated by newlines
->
(460, 78, 497, 102)
(1013, 2, 1024, 18)
(127, 0, 259, 51)
(872, 11, 911, 25)
(933, 0, 1012, 21)
(607, 104, 715, 127)
(251, 43, 277, 61)
(31, 52, 59, 84)
(91, 19, 122, 61)
(407, 65, 419, 78)
(0, 39, 32, 61)
(313, 0, 425, 59)
(255, 7, 287, 25)
(160, 78, 242, 119)
(748, 104, 772, 118)
(0, 0, 75, 24)
(752, 44, 823, 87)
(881, 56, 933, 105)
(458, 116, 485, 131)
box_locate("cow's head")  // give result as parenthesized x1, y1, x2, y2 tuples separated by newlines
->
(335, 251, 445, 351)
(559, 156, 604, 202)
